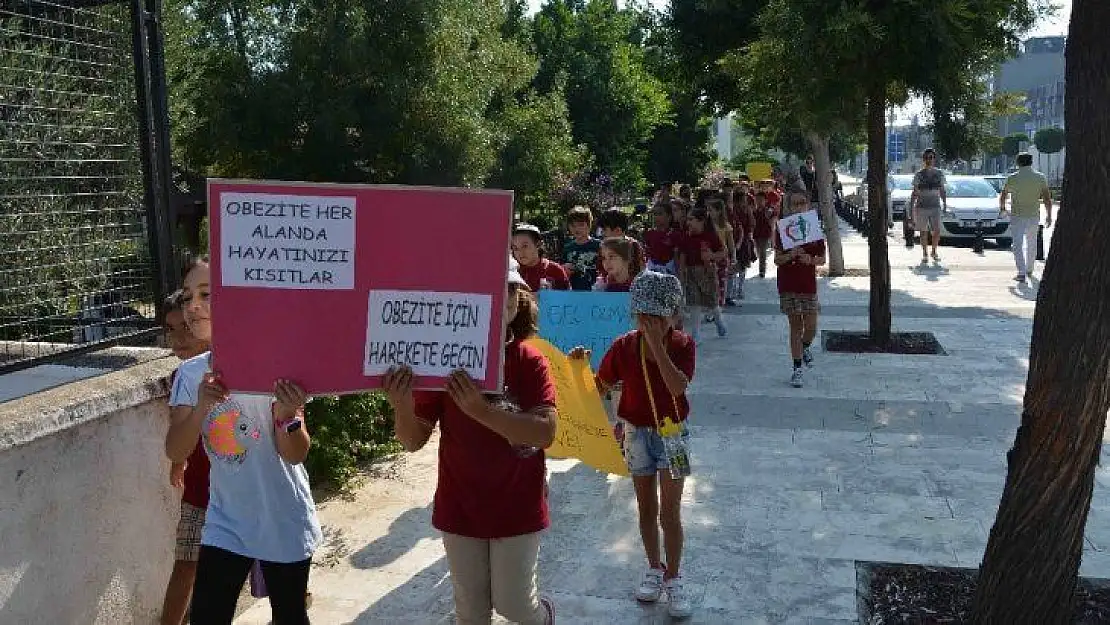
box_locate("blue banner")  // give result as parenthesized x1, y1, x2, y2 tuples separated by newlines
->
(536, 291, 634, 371)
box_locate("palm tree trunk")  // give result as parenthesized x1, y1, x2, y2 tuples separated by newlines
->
(972, 1, 1110, 621)
(866, 82, 891, 344)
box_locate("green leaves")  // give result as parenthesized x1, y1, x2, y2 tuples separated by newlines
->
(1033, 126, 1065, 155)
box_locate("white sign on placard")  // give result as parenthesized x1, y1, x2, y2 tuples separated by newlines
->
(220, 192, 356, 290)
(363, 290, 494, 380)
(776, 209, 824, 250)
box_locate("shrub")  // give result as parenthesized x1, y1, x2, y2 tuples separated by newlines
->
(305, 391, 402, 491)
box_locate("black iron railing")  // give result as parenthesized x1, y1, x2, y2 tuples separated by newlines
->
(0, 0, 174, 373)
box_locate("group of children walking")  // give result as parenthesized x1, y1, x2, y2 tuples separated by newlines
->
(513, 173, 826, 387)
(154, 173, 827, 625)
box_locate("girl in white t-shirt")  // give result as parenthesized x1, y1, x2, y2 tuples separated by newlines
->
(165, 257, 321, 624)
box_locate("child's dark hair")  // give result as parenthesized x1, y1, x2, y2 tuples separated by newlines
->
(706, 199, 730, 232)
(596, 208, 629, 232)
(688, 206, 719, 238)
(566, 205, 594, 229)
(678, 184, 692, 200)
(652, 201, 672, 221)
(507, 285, 539, 340)
(601, 236, 644, 277)
(163, 289, 185, 318)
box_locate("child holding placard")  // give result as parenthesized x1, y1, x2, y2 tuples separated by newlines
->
(774, 185, 827, 389)
(571, 270, 695, 620)
(166, 257, 321, 624)
(594, 236, 644, 292)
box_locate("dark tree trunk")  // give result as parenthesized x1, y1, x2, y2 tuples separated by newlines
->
(866, 82, 891, 345)
(972, 2, 1110, 622)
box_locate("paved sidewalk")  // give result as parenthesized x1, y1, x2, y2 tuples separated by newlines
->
(237, 219, 1108, 624)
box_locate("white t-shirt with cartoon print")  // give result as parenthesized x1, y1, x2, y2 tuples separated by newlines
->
(169, 353, 321, 563)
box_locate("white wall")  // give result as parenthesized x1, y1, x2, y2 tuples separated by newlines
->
(0, 357, 180, 624)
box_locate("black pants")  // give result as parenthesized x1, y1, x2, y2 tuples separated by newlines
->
(190, 545, 311, 625)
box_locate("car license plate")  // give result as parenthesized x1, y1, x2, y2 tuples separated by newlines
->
(961, 220, 994, 227)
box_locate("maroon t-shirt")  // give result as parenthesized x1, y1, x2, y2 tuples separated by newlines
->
(602, 279, 632, 292)
(598, 330, 696, 428)
(676, 230, 723, 267)
(774, 234, 826, 295)
(755, 191, 781, 239)
(415, 340, 555, 539)
(181, 440, 211, 508)
(518, 259, 569, 291)
(643, 228, 677, 264)
(168, 367, 211, 509)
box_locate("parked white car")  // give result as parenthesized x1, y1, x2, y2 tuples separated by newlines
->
(888, 174, 914, 221)
(937, 176, 1013, 247)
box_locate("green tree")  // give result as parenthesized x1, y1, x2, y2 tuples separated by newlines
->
(486, 89, 590, 219)
(1033, 126, 1065, 180)
(532, 0, 671, 192)
(1001, 132, 1030, 172)
(725, 0, 1037, 343)
(641, 7, 714, 187)
(972, 1, 1110, 619)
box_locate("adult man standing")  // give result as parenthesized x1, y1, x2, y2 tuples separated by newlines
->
(799, 155, 819, 207)
(999, 152, 1054, 283)
(909, 148, 948, 263)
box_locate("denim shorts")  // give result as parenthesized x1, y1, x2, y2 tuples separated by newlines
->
(615, 419, 692, 477)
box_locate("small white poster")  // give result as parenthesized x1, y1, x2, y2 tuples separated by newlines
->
(364, 290, 494, 381)
(776, 209, 824, 250)
(220, 192, 357, 290)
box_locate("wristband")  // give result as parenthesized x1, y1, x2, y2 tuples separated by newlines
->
(277, 417, 303, 433)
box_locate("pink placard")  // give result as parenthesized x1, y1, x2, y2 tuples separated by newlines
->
(207, 179, 513, 395)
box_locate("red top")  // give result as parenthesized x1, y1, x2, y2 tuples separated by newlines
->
(643, 228, 677, 264)
(733, 208, 755, 243)
(754, 191, 781, 239)
(415, 339, 556, 539)
(598, 330, 696, 428)
(182, 440, 211, 508)
(774, 234, 826, 295)
(602, 279, 632, 292)
(518, 258, 570, 291)
(169, 367, 210, 509)
(676, 230, 723, 267)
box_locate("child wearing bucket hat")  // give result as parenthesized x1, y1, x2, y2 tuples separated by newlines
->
(570, 270, 696, 619)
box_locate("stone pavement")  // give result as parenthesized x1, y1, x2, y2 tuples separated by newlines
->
(237, 219, 1110, 624)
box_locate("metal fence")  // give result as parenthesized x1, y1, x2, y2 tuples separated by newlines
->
(0, 0, 175, 373)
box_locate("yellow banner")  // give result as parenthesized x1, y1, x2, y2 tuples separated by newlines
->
(527, 338, 629, 476)
(746, 161, 773, 182)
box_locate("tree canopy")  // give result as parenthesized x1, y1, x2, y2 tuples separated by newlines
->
(163, 0, 706, 220)
(1034, 126, 1066, 154)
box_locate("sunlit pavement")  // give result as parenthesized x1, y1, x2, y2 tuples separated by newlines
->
(235, 217, 1109, 624)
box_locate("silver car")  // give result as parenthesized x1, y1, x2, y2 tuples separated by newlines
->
(937, 176, 1013, 247)
(888, 174, 914, 221)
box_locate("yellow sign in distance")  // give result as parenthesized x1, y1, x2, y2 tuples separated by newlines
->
(526, 338, 629, 476)
(745, 161, 774, 183)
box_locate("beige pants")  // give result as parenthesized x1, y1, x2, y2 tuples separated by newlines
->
(442, 531, 547, 625)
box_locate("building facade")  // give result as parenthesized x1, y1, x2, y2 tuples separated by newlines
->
(993, 36, 1066, 182)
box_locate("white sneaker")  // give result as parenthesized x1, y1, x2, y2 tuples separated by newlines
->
(802, 346, 814, 368)
(634, 567, 665, 603)
(665, 576, 693, 619)
(790, 367, 804, 388)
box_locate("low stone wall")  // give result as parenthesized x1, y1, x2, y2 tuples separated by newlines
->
(0, 354, 181, 624)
